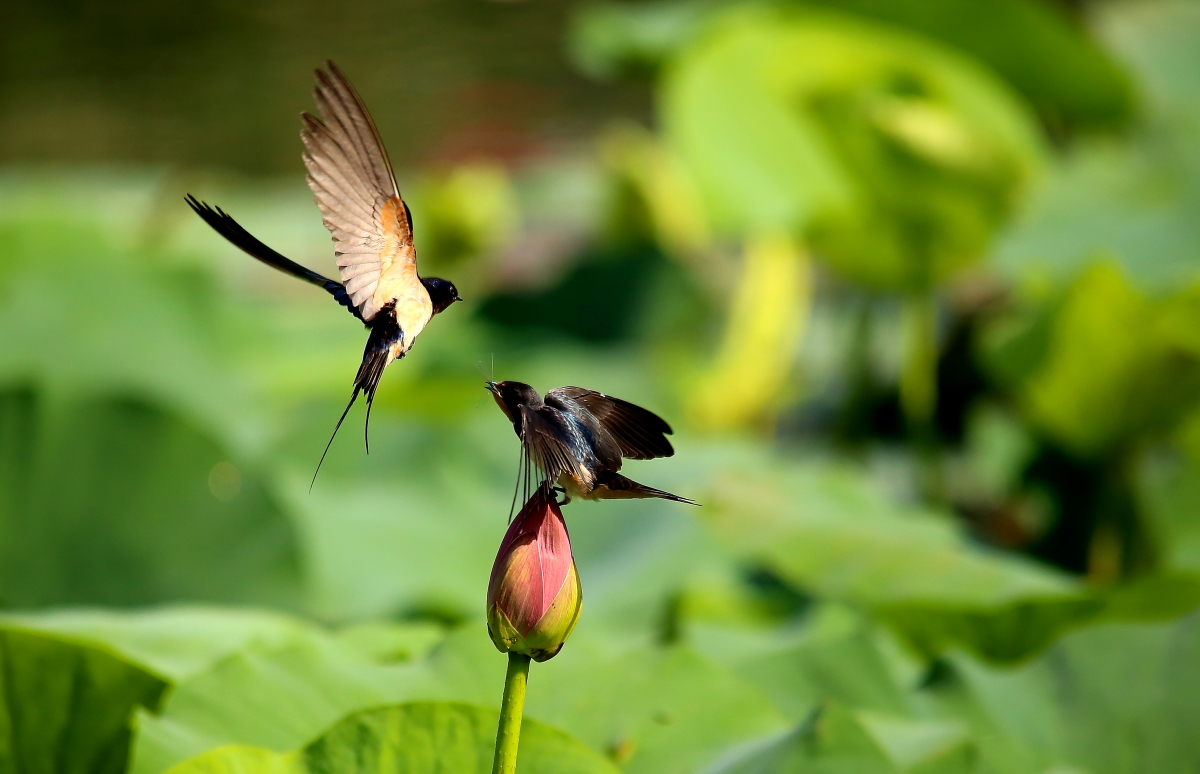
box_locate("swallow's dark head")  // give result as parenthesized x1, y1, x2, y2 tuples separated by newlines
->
(486, 380, 541, 428)
(422, 277, 463, 314)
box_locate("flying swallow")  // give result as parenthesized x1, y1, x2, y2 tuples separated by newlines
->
(486, 381, 697, 505)
(185, 61, 461, 479)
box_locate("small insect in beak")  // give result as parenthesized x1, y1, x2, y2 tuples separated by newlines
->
(485, 381, 500, 394)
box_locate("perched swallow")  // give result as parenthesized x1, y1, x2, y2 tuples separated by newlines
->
(486, 381, 697, 505)
(185, 61, 461, 479)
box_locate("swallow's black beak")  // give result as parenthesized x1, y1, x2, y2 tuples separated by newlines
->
(454, 294, 464, 302)
(485, 381, 499, 394)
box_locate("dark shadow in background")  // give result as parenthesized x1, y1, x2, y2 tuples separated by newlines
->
(0, 0, 649, 174)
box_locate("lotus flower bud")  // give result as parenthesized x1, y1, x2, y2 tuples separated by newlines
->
(486, 486, 582, 662)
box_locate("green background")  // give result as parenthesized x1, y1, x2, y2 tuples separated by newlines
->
(2, 0, 1200, 771)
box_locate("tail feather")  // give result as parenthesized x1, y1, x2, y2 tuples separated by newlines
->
(185, 194, 364, 322)
(310, 387, 361, 491)
(355, 332, 392, 455)
(595, 471, 698, 505)
(309, 310, 403, 489)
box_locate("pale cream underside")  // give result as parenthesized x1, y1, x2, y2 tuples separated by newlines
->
(558, 471, 649, 501)
(558, 474, 591, 500)
(378, 249, 433, 365)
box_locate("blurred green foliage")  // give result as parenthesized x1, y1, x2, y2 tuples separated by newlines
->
(164, 703, 622, 774)
(661, 5, 1045, 289)
(1, 0, 1200, 771)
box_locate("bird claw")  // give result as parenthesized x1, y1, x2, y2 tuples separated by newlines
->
(553, 486, 571, 506)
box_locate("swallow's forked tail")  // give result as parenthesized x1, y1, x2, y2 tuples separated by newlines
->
(595, 471, 699, 505)
(310, 314, 403, 490)
(184, 195, 364, 322)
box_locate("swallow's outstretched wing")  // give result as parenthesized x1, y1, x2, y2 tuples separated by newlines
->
(547, 387, 675, 460)
(519, 405, 592, 487)
(185, 195, 364, 322)
(543, 391, 623, 472)
(302, 61, 422, 324)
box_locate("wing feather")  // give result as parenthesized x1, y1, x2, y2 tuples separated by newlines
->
(520, 406, 582, 485)
(543, 391, 623, 470)
(305, 164, 377, 222)
(547, 387, 675, 460)
(316, 64, 397, 195)
(339, 262, 380, 280)
(304, 169, 380, 236)
(311, 82, 373, 178)
(301, 61, 418, 323)
(300, 119, 380, 217)
(336, 245, 381, 256)
(300, 130, 377, 213)
(344, 273, 376, 294)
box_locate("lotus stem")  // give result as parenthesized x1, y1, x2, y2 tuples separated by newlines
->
(492, 652, 531, 774)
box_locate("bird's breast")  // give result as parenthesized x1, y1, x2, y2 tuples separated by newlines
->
(382, 282, 433, 359)
(558, 472, 594, 500)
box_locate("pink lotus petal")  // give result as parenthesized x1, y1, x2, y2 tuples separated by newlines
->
(488, 488, 575, 636)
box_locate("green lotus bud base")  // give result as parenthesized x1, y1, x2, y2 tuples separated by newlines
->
(487, 487, 583, 771)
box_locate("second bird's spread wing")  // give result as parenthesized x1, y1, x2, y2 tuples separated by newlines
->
(302, 61, 417, 322)
(520, 406, 590, 486)
(547, 387, 675, 460)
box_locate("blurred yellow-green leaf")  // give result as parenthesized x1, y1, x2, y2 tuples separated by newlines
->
(686, 232, 811, 431)
(662, 6, 1045, 290)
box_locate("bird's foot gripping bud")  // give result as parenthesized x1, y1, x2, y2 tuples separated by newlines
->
(486, 483, 582, 662)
